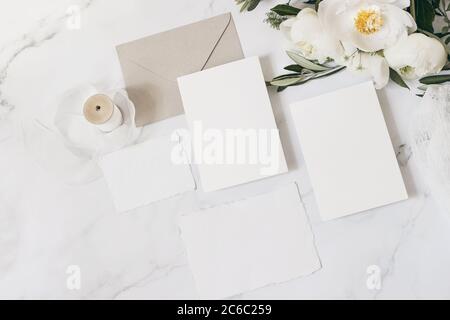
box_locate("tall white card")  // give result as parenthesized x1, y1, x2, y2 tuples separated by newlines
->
(290, 82, 408, 221)
(177, 57, 288, 192)
(179, 184, 321, 299)
(98, 134, 196, 212)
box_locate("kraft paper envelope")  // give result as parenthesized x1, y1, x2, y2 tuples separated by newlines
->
(116, 13, 244, 127)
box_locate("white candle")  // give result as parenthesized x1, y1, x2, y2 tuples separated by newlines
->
(83, 94, 123, 132)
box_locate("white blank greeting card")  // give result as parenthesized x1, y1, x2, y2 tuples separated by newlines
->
(177, 57, 288, 192)
(179, 184, 321, 299)
(290, 82, 408, 221)
(98, 134, 195, 212)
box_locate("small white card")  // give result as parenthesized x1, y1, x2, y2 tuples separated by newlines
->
(177, 57, 288, 192)
(290, 82, 408, 221)
(98, 134, 195, 212)
(179, 184, 321, 299)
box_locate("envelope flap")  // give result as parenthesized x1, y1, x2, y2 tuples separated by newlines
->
(117, 13, 233, 80)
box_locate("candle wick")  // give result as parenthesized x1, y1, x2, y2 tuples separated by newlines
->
(96, 105, 101, 112)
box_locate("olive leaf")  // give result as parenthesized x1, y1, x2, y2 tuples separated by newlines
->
(270, 66, 345, 89)
(247, 0, 262, 11)
(270, 73, 315, 86)
(236, 0, 263, 12)
(270, 75, 307, 87)
(270, 4, 300, 16)
(417, 85, 429, 91)
(431, 0, 441, 9)
(284, 64, 303, 72)
(420, 74, 450, 84)
(286, 51, 331, 71)
(389, 68, 409, 90)
(312, 65, 345, 79)
(414, 0, 436, 32)
(315, 0, 322, 11)
(272, 72, 304, 79)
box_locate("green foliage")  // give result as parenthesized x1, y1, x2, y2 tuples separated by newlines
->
(264, 3, 303, 29)
(237, 0, 450, 91)
(270, 4, 300, 16)
(389, 68, 409, 90)
(416, 0, 450, 87)
(420, 74, 450, 84)
(264, 11, 288, 29)
(269, 65, 345, 90)
(414, 1, 450, 53)
(286, 51, 330, 71)
(284, 64, 303, 72)
(413, 0, 436, 32)
(266, 1, 344, 90)
(235, 0, 263, 12)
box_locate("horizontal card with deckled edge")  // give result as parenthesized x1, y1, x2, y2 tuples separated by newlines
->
(98, 133, 196, 212)
(179, 183, 321, 299)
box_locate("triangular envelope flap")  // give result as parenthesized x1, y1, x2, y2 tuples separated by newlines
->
(204, 15, 244, 69)
(117, 13, 232, 80)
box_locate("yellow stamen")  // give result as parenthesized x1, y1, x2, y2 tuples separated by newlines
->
(354, 9, 383, 35)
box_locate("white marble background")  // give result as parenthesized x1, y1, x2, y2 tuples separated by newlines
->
(1, 0, 450, 299)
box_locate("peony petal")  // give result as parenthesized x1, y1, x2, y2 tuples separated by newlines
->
(280, 17, 296, 41)
(284, 7, 345, 63)
(318, 0, 345, 34)
(318, 0, 416, 52)
(317, 33, 345, 63)
(386, 4, 417, 33)
(365, 54, 390, 89)
(348, 6, 413, 52)
(377, 0, 410, 9)
(346, 52, 390, 89)
(385, 33, 447, 80)
(290, 10, 322, 44)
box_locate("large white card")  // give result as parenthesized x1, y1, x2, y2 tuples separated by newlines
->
(179, 184, 321, 299)
(290, 82, 408, 221)
(177, 57, 288, 192)
(98, 134, 195, 212)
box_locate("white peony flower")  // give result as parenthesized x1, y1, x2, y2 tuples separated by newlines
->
(384, 33, 448, 80)
(318, 0, 416, 52)
(345, 51, 390, 89)
(280, 8, 344, 64)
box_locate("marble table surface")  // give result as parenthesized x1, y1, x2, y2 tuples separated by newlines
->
(1, 0, 450, 300)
